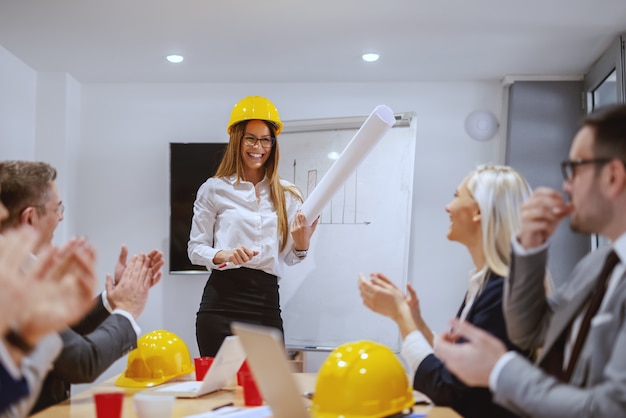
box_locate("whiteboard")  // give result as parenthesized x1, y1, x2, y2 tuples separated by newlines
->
(277, 115, 417, 352)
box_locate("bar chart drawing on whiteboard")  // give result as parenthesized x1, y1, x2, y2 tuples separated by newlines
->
(293, 163, 364, 225)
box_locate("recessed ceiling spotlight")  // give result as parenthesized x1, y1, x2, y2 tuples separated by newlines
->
(166, 55, 184, 63)
(362, 53, 379, 62)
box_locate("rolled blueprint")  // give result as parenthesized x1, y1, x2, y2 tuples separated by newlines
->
(300, 104, 396, 222)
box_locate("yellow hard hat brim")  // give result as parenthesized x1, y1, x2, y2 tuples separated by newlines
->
(114, 372, 176, 388)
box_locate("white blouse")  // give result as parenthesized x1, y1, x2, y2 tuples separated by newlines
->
(401, 267, 487, 377)
(187, 174, 304, 278)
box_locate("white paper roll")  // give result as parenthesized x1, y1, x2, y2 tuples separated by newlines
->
(300, 105, 396, 222)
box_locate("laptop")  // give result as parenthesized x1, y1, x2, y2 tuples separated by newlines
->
(230, 322, 311, 418)
(143, 335, 246, 398)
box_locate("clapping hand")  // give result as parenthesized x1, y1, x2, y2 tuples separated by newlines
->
(434, 318, 506, 387)
(17, 237, 98, 347)
(0, 226, 40, 335)
(106, 251, 158, 319)
(359, 272, 434, 344)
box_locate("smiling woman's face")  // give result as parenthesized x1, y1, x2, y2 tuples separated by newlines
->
(240, 119, 272, 178)
(444, 175, 481, 247)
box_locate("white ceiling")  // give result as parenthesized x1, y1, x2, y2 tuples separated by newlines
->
(1, 0, 625, 84)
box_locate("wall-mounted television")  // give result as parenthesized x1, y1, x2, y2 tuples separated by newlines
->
(169, 142, 227, 273)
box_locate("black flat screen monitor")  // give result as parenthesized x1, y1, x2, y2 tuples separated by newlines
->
(169, 142, 227, 273)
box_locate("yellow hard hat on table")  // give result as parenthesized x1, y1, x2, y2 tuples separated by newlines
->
(311, 340, 415, 418)
(115, 329, 194, 388)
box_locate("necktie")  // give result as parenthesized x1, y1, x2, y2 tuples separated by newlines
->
(539, 249, 619, 381)
(563, 249, 619, 381)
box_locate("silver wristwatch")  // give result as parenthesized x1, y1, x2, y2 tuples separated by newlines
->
(293, 249, 308, 259)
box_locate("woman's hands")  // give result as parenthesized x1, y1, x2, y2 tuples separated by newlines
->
(358, 272, 434, 345)
(212, 211, 318, 266)
(290, 211, 319, 251)
(213, 246, 260, 266)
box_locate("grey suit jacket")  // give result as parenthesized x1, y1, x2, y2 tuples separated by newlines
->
(493, 245, 626, 417)
(30, 296, 137, 414)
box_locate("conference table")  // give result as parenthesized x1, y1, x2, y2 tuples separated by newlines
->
(31, 373, 461, 418)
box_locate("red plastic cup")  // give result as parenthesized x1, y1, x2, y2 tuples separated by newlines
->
(93, 392, 124, 418)
(239, 370, 263, 406)
(237, 360, 250, 386)
(194, 357, 214, 381)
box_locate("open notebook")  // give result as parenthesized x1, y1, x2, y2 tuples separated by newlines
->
(230, 322, 310, 418)
(143, 335, 245, 398)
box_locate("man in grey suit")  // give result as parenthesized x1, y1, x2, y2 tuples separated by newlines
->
(0, 160, 164, 415)
(435, 104, 626, 417)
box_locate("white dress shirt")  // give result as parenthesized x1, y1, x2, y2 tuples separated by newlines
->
(101, 292, 141, 338)
(188, 174, 304, 278)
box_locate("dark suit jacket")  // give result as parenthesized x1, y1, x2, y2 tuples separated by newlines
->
(30, 295, 137, 414)
(0, 362, 29, 414)
(413, 271, 527, 418)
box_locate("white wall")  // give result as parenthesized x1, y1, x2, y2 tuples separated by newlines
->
(0, 45, 36, 159)
(1, 44, 506, 390)
(72, 81, 504, 383)
(34, 72, 82, 244)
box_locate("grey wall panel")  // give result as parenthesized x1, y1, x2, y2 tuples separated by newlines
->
(506, 81, 590, 288)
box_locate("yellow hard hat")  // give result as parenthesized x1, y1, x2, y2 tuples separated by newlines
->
(227, 95, 283, 136)
(310, 340, 414, 418)
(115, 330, 194, 388)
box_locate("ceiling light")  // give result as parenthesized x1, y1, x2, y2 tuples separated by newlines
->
(166, 55, 184, 64)
(362, 53, 379, 62)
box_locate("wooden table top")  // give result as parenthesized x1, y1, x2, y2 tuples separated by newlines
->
(31, 373, 460, 418)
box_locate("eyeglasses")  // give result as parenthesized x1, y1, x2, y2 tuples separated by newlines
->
(242, 135, 275, 149)
(38, 202, 65, 216)
(20, 202, 65, 217)
(560, 158, 613, 181)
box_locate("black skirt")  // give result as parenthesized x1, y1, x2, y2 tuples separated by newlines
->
(195, 267, 283, 356)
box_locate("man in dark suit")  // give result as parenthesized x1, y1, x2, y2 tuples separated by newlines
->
(435, 104, 626, 416)
(0, 160, 164, 415)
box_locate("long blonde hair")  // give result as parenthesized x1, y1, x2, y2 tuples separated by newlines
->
(214, 121, 302, 251)
(466, 165, 532, 278)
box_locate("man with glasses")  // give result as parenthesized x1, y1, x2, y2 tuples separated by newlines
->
(0, 160, 165, 414)
(434, 104, 626, 416)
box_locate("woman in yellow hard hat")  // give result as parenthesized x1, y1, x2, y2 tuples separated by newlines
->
(359, 165, 538, 418)
(188, 96, 318, 356)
